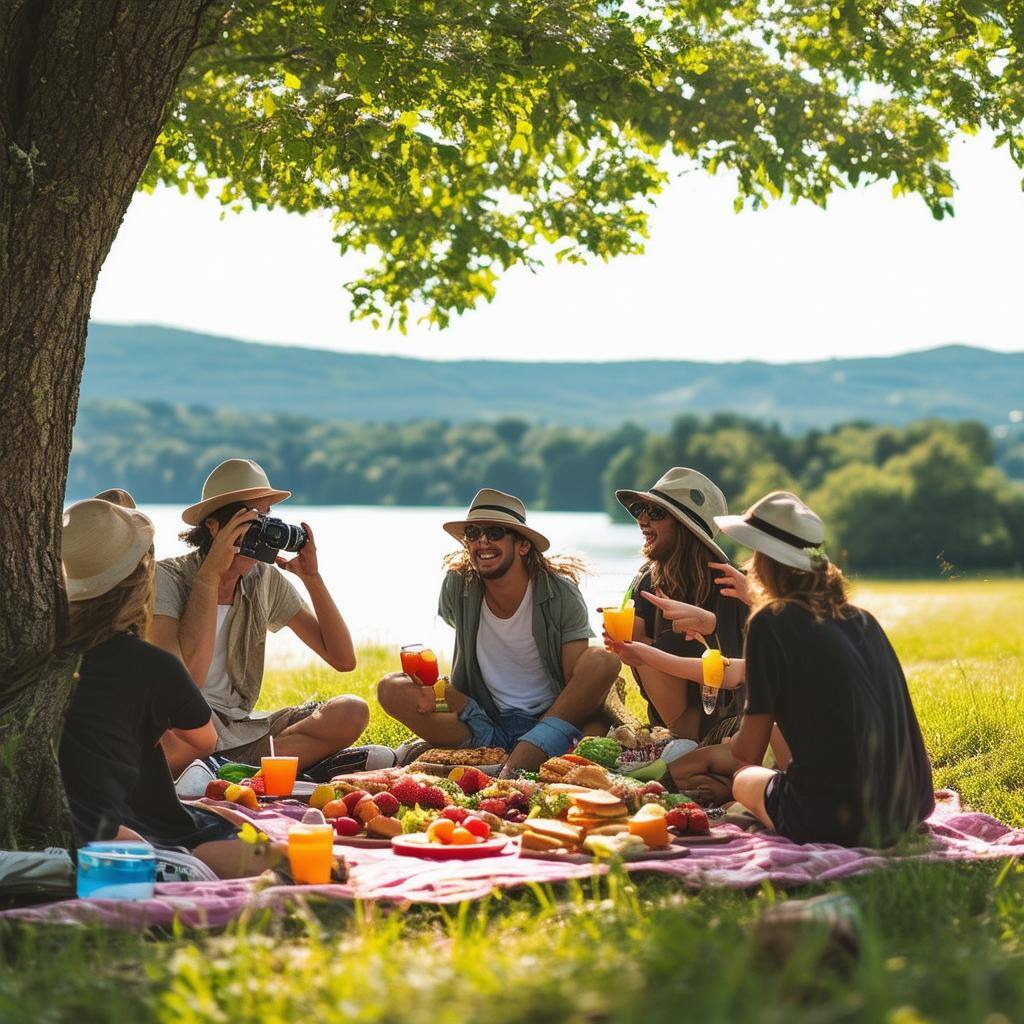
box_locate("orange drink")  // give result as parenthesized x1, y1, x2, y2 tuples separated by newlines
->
(261, 755, 299, 797)
(603, 601, 635, 643)
(287, 823, 334, 885)
(701, 648, 725, 715)
(400, 644, 440, 687)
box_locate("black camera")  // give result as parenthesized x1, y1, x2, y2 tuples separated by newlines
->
(238, 514, 307, 564)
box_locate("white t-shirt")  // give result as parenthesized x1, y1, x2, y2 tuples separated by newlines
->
(475, 583, 557, 715)
(202, 604, 239, 717)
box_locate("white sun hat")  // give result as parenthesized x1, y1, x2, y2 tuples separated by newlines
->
(182, 458, 290, 526)
(443, 488, 550, 552)
(714, 491, 826, 572)
(62, 499, 156, 601)
(615, 467, 729, 561)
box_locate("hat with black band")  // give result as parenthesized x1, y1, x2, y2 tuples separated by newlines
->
(443, 488, 550, 552)
(615, 467, 729, 561)
(714, 491, 826, 571)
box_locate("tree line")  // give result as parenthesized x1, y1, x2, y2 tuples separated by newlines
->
(69, 400, 1024, 574)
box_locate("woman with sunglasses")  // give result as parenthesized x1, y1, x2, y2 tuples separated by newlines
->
(613, 468, 750, 748)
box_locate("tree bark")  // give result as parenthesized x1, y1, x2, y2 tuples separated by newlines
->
(0, 0, 214, 849)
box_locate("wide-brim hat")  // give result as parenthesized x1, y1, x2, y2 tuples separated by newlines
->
(62, 499, 156, 601)
(714, 490, 825, 571)
(443, 488, 550, 553)
(94, 487, 137, 508)
(616, 467, 729, 562)
(182, 459, 290, 526)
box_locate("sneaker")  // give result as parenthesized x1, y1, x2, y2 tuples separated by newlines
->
(394, 738, 432, 767)
(302, 744, 398, 783)
(174, 759, 216, 799)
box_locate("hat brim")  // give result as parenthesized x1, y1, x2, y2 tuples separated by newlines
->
(65, 518, 155, 602)
(615, 489, 729, 562)
(443, 519, 550, 554)
(713, 515, 814, 571)
(182, 487, 291, 526)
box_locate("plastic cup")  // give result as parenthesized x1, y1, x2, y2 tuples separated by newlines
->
(701, 648, 725, 715)
(602, 602, 636, 643)
(261, 755, 299, 797)
(287, 823, 335, 885)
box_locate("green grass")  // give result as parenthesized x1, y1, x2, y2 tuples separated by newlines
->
(2, 579, 1024, 1023)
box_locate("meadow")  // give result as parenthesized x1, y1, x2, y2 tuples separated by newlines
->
(2, 579, 1022, 1023)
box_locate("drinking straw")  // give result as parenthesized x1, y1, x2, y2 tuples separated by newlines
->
(269, 733, 275, 757)
(620, 583, 634, 611)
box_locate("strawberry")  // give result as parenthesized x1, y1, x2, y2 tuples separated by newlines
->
(441, 807, 470, 824)
(477, 798, 508, 818)
(687, 808, 710, 835)
(333, 816, 361, 837)
(456, 768, 489, 795)
(372, 792, 400, 817)
(665, 807, 690, 832)
(419, 785, 448, 809)
(248, 775, 266, 797)
(462, 816, 491, 840)
(389, 776, 425, 807)
(204, 779, 231, 801)
(640, 781, 665, 796)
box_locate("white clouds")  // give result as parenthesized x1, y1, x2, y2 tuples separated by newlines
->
(91, 134, 1024, 364)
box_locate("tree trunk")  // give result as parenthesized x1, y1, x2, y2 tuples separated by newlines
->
(0, 1, 214, 849)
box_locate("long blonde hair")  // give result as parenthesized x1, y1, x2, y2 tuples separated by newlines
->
(750, 550, 852, 623)
(443, 536, 589, 586)
(646, 523, 714, 608)
(61, 552, 155, 654)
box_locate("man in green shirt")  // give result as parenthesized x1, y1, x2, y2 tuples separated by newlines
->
(377, 489, 622, 774)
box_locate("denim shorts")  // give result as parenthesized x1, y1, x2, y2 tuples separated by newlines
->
(458, 699, 581, 758)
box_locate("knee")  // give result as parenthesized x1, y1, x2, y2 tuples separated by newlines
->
(324, 694, 369, 732)
(575, 647, 621, 688)
(376, 672, 413, 713)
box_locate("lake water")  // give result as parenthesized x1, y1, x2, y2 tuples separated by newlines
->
(140, 504, 647, 668)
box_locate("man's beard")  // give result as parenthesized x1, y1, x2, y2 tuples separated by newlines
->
(473, 547, 516, 579)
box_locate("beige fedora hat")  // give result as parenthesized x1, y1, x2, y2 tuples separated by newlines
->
(94, 487, 137, 509)
(616, 467, 729, 561)
(443, 488, 550, 552)
(714, 491, 825, 571)
(182, 459, 290, 526)
(62, 499, 156, 602)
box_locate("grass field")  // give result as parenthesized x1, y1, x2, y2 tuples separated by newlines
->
(2, 579, 1023, 1023)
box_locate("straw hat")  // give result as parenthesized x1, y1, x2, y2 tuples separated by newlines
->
(714, 491, 825, 571)
(443, 488, 550, 552)
(62, 499, 156, 601)
(94, 487, 137, 508)
(616, 467, 729, 561)
(182, 459, 290, 526)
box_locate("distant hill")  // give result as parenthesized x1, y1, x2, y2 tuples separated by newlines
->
(81, 323, 1024, 431)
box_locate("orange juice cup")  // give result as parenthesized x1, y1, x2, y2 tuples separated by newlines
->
(603, 602, 636, 643)
(287, 823, 334, 885)
(701, 648, 725, 688)
(261, 755, 299, 797)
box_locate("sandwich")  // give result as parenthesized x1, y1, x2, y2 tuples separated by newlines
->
(520, 818, 584, 852)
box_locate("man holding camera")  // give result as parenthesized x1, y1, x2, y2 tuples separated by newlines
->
(151, 459, 369, 777)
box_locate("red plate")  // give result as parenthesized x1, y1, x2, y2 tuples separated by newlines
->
(391, 833, 511, 859)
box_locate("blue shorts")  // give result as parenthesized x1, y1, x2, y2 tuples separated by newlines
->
(458, 699, 581, 759)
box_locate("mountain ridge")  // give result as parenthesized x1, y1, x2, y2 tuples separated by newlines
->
(81, 322, 1024, 431)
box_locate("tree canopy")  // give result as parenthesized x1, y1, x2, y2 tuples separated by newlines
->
(146, 0, 1022, 330)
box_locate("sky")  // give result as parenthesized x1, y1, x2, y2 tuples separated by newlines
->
(91, 133, 1024, 364)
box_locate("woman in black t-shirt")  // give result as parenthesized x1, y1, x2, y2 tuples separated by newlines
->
(719, 492, 934, 847)
(614, 468, 749, 743)
(58, 498, 283, 877)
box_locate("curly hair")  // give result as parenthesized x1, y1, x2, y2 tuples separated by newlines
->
(61, 551, 155, 654)
(178, 500, 249, 555)
(443, 532, 589, 585)
(749, 550, 853, 623)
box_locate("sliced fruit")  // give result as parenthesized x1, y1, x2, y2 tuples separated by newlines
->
(309, 784, 336, 811)
(627, 815, 670, 849)
(426, 818, 456, 844)
(333, 816, 360, 837)
(320, 799, 348, 819)
(448, 826, 476, 845)
(462, 816, 491, 840)
(355, 796, 383, 825)
(342, 790, 370, 814)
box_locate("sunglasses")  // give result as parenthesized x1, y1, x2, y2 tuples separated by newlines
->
(628, 501, 669, 522)
(464, 524, 513, 543)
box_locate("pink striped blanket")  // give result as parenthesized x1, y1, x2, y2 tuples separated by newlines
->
(4, 791, 1021, 930)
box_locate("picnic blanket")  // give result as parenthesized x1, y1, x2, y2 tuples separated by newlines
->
(4, 791, 1022, 930)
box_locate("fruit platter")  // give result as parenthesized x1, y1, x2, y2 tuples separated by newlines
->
(232, 740, 728, 859)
